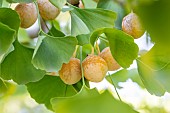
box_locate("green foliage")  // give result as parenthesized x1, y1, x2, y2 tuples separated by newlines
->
(51, 86, 138, 113)
(27, 75, 77, 110)
(6, 0, 35, 3)
(32, 35, 77, 72)
(0, 41, 45, 84)
(0, 8, 20, 31)
(0, 8, 20, 56)
(1, 0, 170, 112)
(49, 0, 66, 10)
(136, 0, 170, 45)
(0, 23, 15, 56)
(106, 69, 144, 88)
(82, 0, 97, 8)
(137, 44, 170, 96)
(90, 28, 139, 68)
(97, 0, 125, 29)
(70, 7, 117, 35)
(0, 78, 7, 96)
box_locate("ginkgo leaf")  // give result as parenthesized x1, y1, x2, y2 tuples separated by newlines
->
(137, 44, 170, 96)
(32, 35, 77, 72)
(70, 7, 117, 35)
(90, 28, 139, 68)
(0, 41, 45, 84)
(27, 75, 77, 110)
(51, 86, 138, 113)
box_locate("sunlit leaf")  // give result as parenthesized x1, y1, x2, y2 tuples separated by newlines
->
(27, 75, 77, 110)
(49, 0, 66, 10)
(90, 28, 139, 68)
(82, 0, 97, 8)
(32, 35, 77, 72)
(0, 41, 45, 84)
(51, 86, 138, 113)
(70, 7, 117, 35)
(137, 44, 170, 96)
(106, 69, 144, 88)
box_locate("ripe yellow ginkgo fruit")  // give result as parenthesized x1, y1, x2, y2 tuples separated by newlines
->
(122, 12, 145, 39)
(99, 47, 121, 71)
(59, 58, 82, 85)
(82, 55, 108, 82)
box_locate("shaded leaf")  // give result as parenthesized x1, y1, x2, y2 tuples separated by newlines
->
(70, 7, 117, 35)
(90, 28, 139, 68)
(136, 0, 170, 45)
(97, 0, 125, 29)
(137, 44, 170, 96)
(76, 34, 90, 46)
(6, 0, 34, 3)
(0, 8, 20, 31)
(0, 41, 45, 84)
(32, 35, 77, 72)
(0, 22, 15, 56)
(27, 75, 77, 110)
(0, 78, 7, 96)
(106, 69, 144, 88)
(48, 25, 65, 37)
(76, 44, 92, 60)
(51, 86, 138, 113)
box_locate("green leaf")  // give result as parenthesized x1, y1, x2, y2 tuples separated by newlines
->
(0, 22, 15, 56)
(82, 0, 97, 8)
(136, 0, 170, 45)
(76, 34, 90, 46)
(51, 86, 138, 113)
(106, 69, 144, 88)
(90, 28, 139, 68)
(48, 25, 65, 37)
(0, 8, 20, 31)
(0, 0, 2, 7)
(6, 0, 34, 3)
(49, 0, 66, 10)
(32, 35, 77, 72)
(0, 78, 7, 96)
(70, 11, 90, 36)
(97, 0, 125, 29)
(27, 75, 77, 110)
(137, 44, 170, 96)
(70, 7, 117, 35)
(0, 41, 45, 84)
(76, 44, 92, 60)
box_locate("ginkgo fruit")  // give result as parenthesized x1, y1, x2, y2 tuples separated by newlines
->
(15, 3, 37, 28)
(37, 0, 60, 20)
(59, 58, 82, 85)
(78, 0, 84, 8)
(67, 0, 79, 5)
(122, 12, 145, 39)
(82, 55, 108, 82)
(99, 47, 121, 71)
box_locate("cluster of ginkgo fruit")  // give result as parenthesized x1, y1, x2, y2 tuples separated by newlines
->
(15, 0, 83, 28)
(14, 0, 145, 85)
(59, 47, 121, 85)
